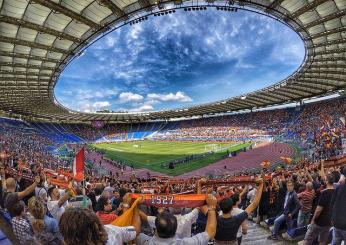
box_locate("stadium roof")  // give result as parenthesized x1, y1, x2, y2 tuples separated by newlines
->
(0, 0, 345, 122)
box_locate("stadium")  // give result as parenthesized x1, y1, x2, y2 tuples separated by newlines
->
(0, 0, 345, 244)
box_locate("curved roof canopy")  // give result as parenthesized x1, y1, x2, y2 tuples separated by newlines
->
(0, 0, 345, 122)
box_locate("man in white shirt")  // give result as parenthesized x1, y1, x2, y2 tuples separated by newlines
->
(247, 186, 256, 203)
(104, 225, 137, 244)
(136, 194, 217, 245)
(140, 208, 199, 238)
(47, 186, 72, 221)
(104, 182, 114, 196)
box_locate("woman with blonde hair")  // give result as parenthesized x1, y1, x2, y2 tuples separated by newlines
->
(27, 196, 62, 244)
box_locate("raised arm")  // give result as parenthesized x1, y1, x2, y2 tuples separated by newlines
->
(197, 178, 207, 194)
(245, 179, 264, 215)
(239, 185, 249, 200)
(319, 160, 326, 181)
(306, 170, 314, 182)
(138, 210, 148, 222)
(205, 194, 217, 239)
(18, 175, 40, 200)
(132, 206, 141, 236)
(58, 190, 72, 208)
(121, 193, 133, 213)
(1, 168, 6, 191)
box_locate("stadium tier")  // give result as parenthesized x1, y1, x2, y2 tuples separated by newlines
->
(0, 95, 344, 244)
(1, 96, 345, 174)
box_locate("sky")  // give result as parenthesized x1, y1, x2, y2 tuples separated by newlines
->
(54, 8, 305, 113)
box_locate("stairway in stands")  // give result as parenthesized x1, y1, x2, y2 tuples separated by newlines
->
(242, 222, 296, 245)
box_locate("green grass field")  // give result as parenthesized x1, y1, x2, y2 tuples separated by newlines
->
(91, 140, 252, 176)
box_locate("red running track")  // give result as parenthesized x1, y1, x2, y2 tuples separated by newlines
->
(179, 142, 294, 178)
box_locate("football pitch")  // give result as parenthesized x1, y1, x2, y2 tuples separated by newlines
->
(91, 140, 252, 176)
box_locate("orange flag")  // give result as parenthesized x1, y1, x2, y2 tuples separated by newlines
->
(261, 160, 270, 169)
(111, 197, 141, 227)
(280, 157, 292, 164)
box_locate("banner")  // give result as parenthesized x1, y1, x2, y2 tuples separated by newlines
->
(202, 176, 255, 186)
(91, 120, 105, 129)
(131, 193, 206, 208)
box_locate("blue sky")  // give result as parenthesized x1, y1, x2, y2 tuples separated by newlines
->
(55, 8, 305, 113)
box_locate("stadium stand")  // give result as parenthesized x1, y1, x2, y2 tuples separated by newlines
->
(0, 95, 345, 244)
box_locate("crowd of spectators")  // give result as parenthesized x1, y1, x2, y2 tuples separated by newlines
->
(0, 121, 69, 171)
(0, 96, 345, 244)
(64, 97, 345, 160)
(287, 98, 345, 161)
(65, 124, 128, 141)
(1, 155, 346, 244)
(153, 109, 289, 142)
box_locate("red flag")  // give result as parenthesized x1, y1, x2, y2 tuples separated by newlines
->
(73, 148, 84, 181)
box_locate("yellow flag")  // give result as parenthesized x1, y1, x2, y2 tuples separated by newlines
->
(111, 198, 141, 227)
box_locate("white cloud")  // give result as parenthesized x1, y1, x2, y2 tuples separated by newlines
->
(128, 24, 143, 40)
(147, 91, 192, 102)
(235, 60, 255, 69)
(128, 100, 155, 112)
(72, 88, 118, 100)
(93, 101, 110, 108)
(77, 101, 111, 112)
(129, 104, 154, 112)
(105, 36, 115, 48)
(119, 92, 144, 102)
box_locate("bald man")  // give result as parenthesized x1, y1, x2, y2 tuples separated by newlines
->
(2, 175, 40, 217)
(139, 206, 199, 239)
(297, 182, 315, 227)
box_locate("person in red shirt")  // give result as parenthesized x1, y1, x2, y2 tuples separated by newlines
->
(96, 196, 118, 225)
(297, 182, 315, 227)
